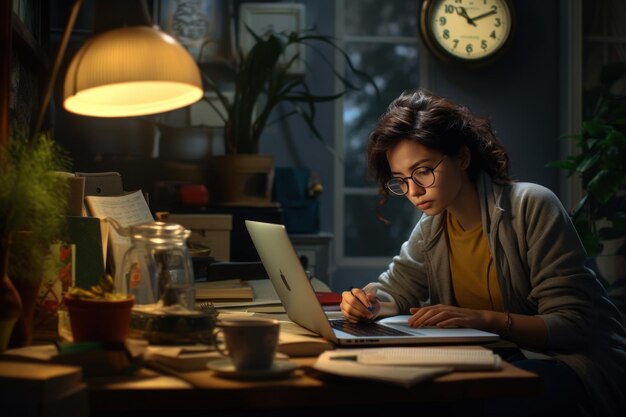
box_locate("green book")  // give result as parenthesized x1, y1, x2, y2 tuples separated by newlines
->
(66, 216, 107, 289)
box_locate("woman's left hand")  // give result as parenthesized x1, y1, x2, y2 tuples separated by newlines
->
(408, 304, 488, 329)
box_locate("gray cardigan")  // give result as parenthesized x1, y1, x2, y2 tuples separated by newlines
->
(368, 173, 626, 417)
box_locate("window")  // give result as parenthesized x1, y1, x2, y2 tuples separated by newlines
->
(334, 0, 423, 265)
(582, 0, 626, 117)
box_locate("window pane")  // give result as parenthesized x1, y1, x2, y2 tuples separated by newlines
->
(345, 0, 418, 37)
(344, 42, 419, 188)
(344, 194, 420, 257)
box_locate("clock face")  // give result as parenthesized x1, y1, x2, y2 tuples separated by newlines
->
(421, 0, 513, 63)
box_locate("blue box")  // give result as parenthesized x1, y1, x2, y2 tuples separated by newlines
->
(273, 167, 320, 234)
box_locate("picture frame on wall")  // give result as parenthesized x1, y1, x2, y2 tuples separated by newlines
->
(156, 0, 234, 63)
(238, 3, 306, 74)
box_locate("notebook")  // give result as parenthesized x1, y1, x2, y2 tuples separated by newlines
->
(245, 220, 499, 346)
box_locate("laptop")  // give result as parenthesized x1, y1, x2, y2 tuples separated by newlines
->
(245, 220, 499, 346)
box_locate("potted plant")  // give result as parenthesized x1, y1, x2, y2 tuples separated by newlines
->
(199, 26, 376, 205)
(64, 274, 134, 343)
(549, 94, 626, 257)
(548, 62, 626, 289)
(0, 133, 70, 350)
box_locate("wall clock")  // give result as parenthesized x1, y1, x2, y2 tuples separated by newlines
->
(420, 0, 514, 66)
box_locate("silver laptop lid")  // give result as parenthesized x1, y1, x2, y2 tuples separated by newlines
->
(245, 220, 338, 342)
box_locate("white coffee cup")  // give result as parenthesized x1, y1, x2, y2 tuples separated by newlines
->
(213, 318, 280, 371)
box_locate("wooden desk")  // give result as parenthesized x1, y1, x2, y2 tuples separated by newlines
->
(87, 357, 542, 416)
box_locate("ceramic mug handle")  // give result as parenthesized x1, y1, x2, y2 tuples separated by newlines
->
(212, 328, 229, 357)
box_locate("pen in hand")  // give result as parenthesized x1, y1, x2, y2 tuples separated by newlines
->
(350, 287, 373, 313)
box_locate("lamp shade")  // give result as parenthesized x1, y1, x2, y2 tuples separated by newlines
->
(63, 26, 203, 117)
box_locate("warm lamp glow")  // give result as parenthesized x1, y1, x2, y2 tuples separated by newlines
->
(63, 26, 202, 117)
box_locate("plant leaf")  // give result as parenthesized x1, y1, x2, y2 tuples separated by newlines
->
(576, 153, 601, 173)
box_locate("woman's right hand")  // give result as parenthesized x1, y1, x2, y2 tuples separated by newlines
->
(340, 287, 380, 322)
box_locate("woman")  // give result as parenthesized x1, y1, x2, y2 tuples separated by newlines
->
(341, 89, 626, 417)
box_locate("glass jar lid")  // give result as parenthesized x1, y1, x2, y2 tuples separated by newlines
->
(129, 222, 191, 245)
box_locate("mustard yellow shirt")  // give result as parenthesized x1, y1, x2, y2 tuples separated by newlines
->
(446, 211, 503, 311)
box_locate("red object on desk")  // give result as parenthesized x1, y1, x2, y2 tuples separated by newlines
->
(180, 184, 209, 207)
(315, 291, 342, 306)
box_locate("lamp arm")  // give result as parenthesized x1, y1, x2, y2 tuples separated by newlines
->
(31, 0, 84, 143)
(139, 0, 153, 26)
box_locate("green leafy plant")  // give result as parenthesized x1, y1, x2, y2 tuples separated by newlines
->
(67, 274, 127, 300)
(548, 66, 626, 258)
(200, 26, 377, 155)
(0, 133, 71, 285)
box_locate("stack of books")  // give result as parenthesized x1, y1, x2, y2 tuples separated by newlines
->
(195, 279, 254, 302)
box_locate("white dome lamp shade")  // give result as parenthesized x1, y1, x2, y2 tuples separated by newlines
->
(63, 26, 203, 118)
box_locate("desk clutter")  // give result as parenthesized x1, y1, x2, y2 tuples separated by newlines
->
(1, 173, 513, 417)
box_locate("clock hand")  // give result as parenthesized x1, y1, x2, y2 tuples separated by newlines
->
(454, 6, 477, 26)
(469, 9, 498, 22)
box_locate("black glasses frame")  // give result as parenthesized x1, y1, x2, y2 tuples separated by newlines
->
(385, 157, 446, 196)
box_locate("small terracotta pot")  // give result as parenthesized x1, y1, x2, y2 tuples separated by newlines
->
(64, 295, 134, 343)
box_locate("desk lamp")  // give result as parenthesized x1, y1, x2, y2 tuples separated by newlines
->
(33, 0, 202, 137)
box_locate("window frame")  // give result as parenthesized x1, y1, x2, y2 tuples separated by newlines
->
(333, 0, 428, 267)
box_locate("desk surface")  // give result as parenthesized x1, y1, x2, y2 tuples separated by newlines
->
(87, 356, 542, 414)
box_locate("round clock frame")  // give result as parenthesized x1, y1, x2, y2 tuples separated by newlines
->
(419, 0, 515, 67)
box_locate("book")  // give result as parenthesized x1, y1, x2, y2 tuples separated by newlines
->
(0, 361, 84, 401)
(0, 360, 88, 417)
(355, 346, 502, 371)
(66, 216, 108, 289)
(195, 279, 254, 301)
(276, 331, 335, 357)
(315, 291, 342, 305)
(1, 341, 146, 377)
(84, 190, 154, 288)
(34, 243, 75, 333)
(314, 350, 452, 388)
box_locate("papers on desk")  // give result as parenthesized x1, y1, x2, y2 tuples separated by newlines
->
(313, 346, 502, 387)
(84, 190, 154, 288)
(314, 350, 452, 388)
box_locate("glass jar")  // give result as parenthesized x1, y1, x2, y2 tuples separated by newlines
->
(121, 222, 195, 310)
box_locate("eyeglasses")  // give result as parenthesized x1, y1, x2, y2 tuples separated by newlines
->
(385, 157, 446, 196)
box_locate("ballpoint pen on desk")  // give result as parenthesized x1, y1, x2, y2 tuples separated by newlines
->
(349, 287, 373, 312)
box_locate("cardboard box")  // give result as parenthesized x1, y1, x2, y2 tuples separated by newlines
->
(164, 214, 233, 261)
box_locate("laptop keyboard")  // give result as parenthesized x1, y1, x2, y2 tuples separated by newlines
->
(330, 320, 412, 337)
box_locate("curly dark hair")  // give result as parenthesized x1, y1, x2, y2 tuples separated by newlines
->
(367, 89, 512, 197)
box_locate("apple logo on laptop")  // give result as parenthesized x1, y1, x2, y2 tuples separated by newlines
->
(280, 269, 291, 291)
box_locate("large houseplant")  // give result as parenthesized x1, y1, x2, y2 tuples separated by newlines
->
(548, 65, 626, 325)
(548, 62, 626, 286)
(0, 133, 70, 349)
(549, 94, 626, 257)
(200, 27, 376, 204)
